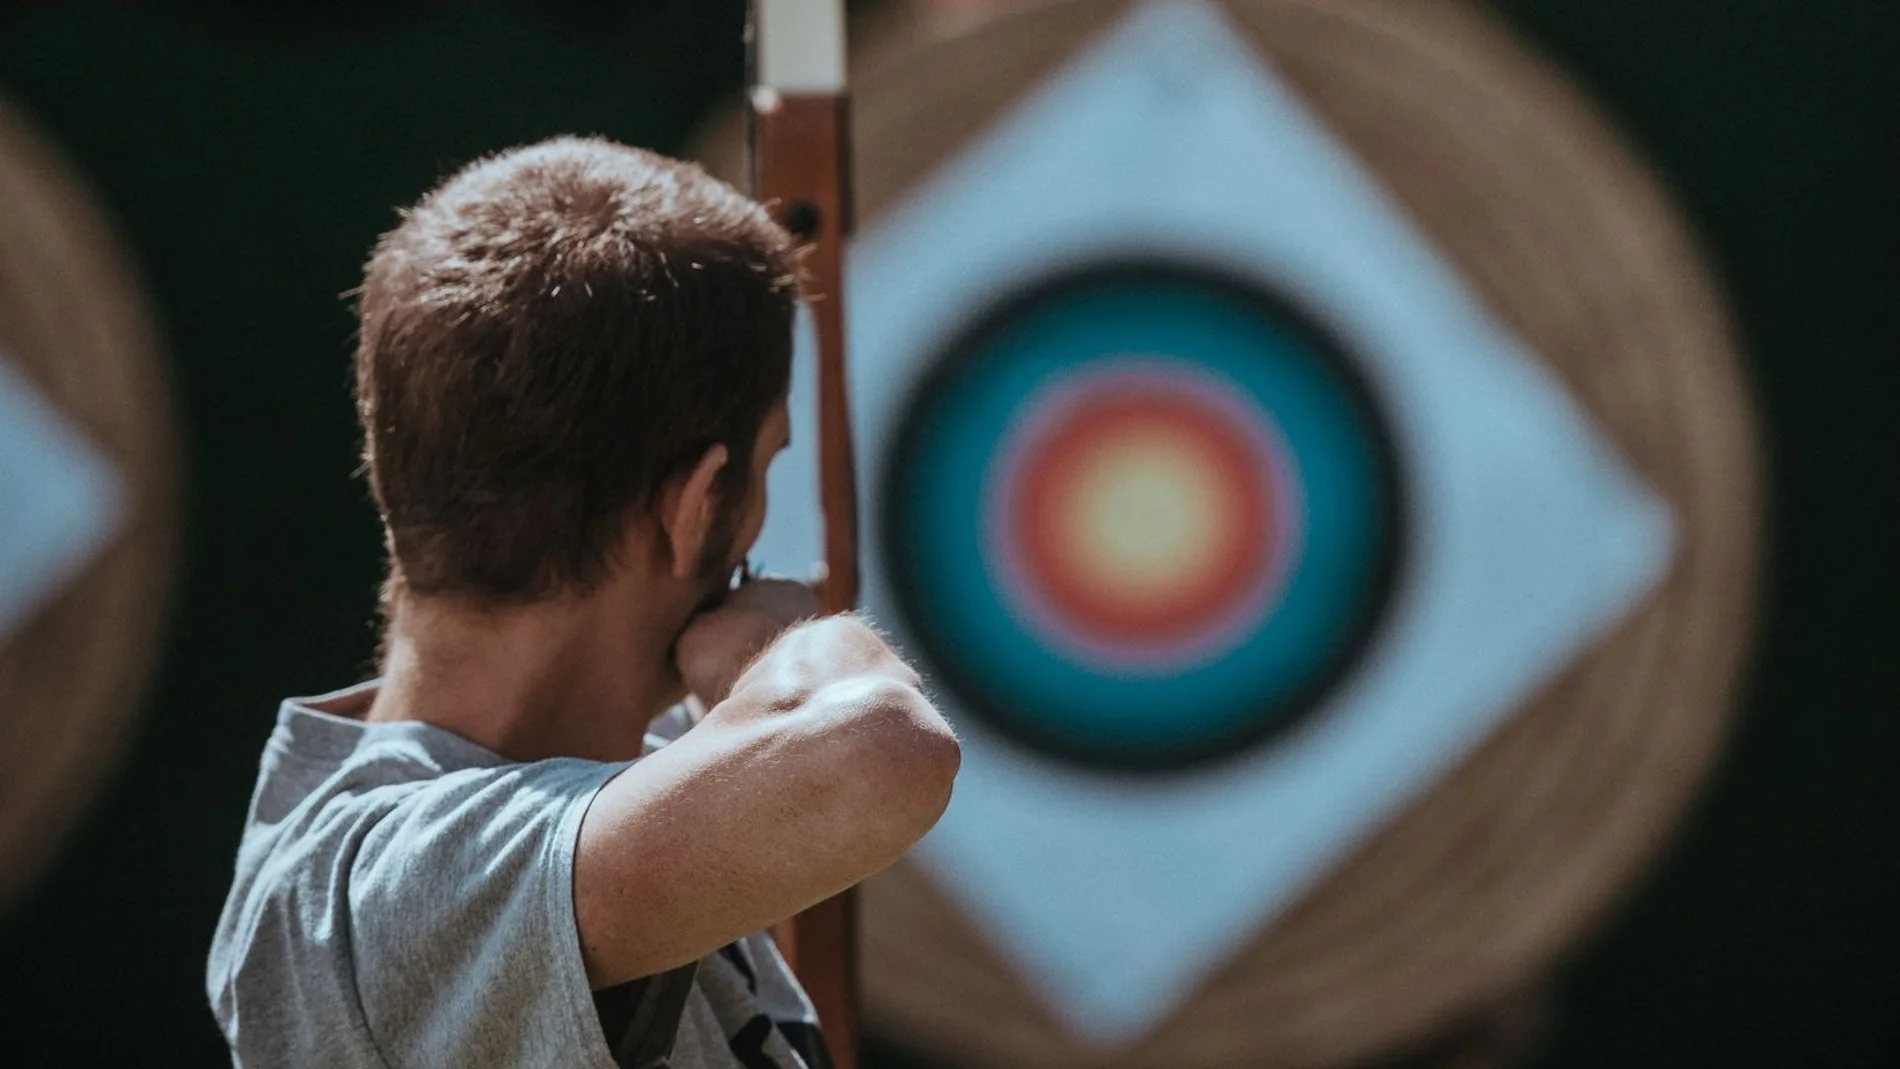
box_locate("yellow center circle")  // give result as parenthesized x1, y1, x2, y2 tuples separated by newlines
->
(1053, 427, 1232, 605)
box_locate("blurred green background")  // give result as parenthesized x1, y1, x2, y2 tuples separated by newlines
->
(0, 1, 1893, 1066)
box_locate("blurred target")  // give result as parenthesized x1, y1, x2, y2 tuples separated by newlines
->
(886, 265, 1399, 769)
(0, 98, 178, 912)
(693, 0, 1758, 1065)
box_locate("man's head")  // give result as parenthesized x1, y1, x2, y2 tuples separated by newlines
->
(355, 136, 798, 618)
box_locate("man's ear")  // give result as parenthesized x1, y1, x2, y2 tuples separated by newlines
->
(658, 444, 729, 581)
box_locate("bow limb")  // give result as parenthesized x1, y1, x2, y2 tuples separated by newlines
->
(748, 3, 861, 1066)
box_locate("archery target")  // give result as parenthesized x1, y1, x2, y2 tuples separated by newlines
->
(885, 266, 1398, 769)
(692, 0, 1758, 1064)
(0, 98, 178, 913)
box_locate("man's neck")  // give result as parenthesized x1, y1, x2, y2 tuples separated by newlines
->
(364, 580, 686, 763)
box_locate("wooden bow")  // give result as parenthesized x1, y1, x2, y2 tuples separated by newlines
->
(746, 2, 861, 1066)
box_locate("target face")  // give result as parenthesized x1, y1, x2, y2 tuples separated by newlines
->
(885, 268, 1398, 770)
(733, 0, 1699, 1046)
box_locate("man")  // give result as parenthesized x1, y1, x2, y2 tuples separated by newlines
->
(207, 136, 961, 1069)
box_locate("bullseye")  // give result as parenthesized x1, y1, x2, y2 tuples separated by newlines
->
(882, 265, 1398, 769)
(990, 367, 1299, 664)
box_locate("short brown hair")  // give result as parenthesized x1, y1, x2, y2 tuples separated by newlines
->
(354, 136, 798, 602)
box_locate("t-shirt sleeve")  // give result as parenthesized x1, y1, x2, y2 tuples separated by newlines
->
(345, 757, 625, 1069)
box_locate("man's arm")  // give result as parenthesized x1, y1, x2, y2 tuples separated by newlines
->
(572, 602, 959, 989)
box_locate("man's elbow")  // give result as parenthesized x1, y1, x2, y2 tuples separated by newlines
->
(838, 680, 961, 841)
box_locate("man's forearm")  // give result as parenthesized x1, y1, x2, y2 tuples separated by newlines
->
(575, 614, 957, 988)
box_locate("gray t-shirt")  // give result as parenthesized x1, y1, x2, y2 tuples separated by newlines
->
(207, 682, 827, 1069)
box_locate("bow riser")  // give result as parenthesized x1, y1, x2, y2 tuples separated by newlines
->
(749, 89, 860, 616)
(748, 3, 861, 1067)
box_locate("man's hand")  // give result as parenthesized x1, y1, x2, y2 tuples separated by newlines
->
(674, 578, 823, 707)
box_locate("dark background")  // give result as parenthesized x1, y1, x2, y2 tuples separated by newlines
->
(0, 1, 1893, 1066)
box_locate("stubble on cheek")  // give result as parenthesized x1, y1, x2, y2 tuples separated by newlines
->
(689, 512, 744, 615)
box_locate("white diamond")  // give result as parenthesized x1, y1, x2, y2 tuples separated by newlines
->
(751, 0, 1674, 1042)
(0, 350, 123, 639)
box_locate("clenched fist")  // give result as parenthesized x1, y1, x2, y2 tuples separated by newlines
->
(674, 578, 824, 708)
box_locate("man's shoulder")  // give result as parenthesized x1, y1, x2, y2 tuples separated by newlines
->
(211, 714, 626, 1066)
(240, 724, 616, 898)
(213, 708, 597, 971)
(243, 697, 604, 849)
